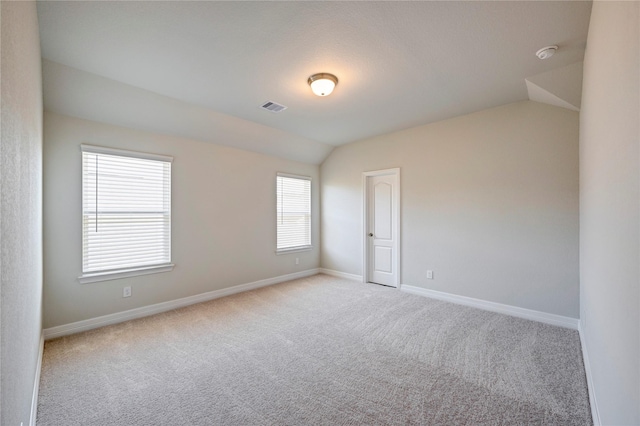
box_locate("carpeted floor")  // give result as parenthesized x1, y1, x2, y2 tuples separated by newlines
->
(37, 274, 592, 425)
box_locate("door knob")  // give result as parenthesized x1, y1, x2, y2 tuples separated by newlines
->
(368, 233, 373, 237)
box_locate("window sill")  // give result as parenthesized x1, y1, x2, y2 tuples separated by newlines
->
(78, 264, 175, 284)
(276, 247, 312, 255)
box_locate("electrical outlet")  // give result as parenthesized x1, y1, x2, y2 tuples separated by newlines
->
(426, 270, 434, 280)
(123, 286, 132, 298)
(295, 257, 300, 265)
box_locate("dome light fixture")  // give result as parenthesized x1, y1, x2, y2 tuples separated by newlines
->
(536, 45, 558, 60)
(308, 73, 338, 97)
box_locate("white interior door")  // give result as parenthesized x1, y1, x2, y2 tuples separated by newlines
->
(365, 169, 399, 287)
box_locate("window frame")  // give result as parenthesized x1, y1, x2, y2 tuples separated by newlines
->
(78, 144, 174, 284)
(276, 172, 312, 254)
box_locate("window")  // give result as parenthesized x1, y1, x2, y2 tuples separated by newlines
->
(79, 144, 173, 283)
(276, 173, 311, 253)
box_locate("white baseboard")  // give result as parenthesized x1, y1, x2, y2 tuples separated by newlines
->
(400, 284, 579, 330)
(578, 322, 601, 426)
(30, 331, 44, 426)
(44, 268, 320, 340)
(319, 268, 363, 282)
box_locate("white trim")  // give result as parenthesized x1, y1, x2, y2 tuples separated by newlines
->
(276, 246, 312, 255)
(78, 264, 175, 284)
(80, 143, 173, 162)
(579, 322, 601, 426)
(276, 172, 311, 181)
(319, 268, 363, 282)
(400, 284, 579, 330)
(362, 168, 401, 287)
(45, 269, 320, 340)
(30, 331, 44, 426)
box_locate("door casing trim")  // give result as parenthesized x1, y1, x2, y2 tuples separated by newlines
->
(362, 168, 401, 287)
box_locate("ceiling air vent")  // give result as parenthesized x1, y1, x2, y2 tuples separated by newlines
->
(260, 101, 287, 113)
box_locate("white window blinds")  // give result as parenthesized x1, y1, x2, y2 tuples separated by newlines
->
(81, 145, 172, 275)
(277, 173, 311, 252)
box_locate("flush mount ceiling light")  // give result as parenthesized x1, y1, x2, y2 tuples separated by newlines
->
(308, 73, 338, 97)
(536, 45, 558, 60)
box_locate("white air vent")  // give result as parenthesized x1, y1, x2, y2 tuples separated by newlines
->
(260, 101, 287, 113)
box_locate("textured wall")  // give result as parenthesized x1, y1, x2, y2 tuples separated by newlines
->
(43, 112, 319, 328)
(0, 1, 44, 425)
(579, 2, 640, 424)
(321, 101, 580, 318)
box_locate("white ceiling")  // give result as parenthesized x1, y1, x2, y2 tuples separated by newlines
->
(37, 1, 592, 164)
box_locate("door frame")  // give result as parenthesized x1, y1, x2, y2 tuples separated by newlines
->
(362, 168, 401, 287)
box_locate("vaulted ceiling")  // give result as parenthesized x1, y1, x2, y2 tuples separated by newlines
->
(37, 1, 592, 164)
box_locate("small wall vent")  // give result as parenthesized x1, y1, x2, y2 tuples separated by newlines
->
(260, 101, 287, 113)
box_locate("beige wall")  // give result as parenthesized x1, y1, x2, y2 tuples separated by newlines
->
(579, 2, 639, 424)
(321, 101, 580, 318)
(0, 1, 44, 424)
(43, 112, 320, 328)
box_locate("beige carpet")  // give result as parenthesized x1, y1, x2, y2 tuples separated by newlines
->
(37, 274, 592, 425)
